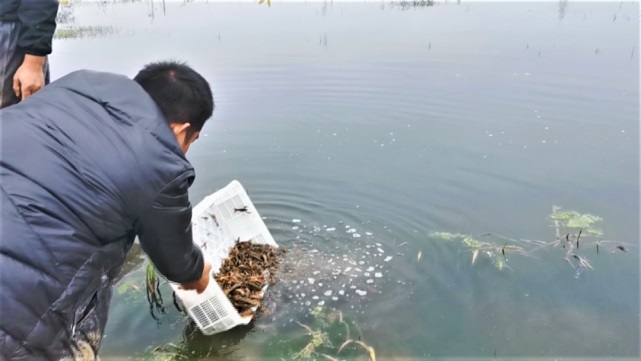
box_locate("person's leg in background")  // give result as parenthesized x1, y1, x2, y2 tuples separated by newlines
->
(0, 21, 50, 110)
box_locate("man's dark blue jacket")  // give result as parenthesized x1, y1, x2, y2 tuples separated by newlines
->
(0, 70, 205, 359)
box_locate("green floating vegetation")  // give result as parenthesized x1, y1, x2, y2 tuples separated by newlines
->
(428, 206, 633, 277)
(550, 205, 603, 231)
(54, 26, 118, 40)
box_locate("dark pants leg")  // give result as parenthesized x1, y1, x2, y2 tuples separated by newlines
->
(0, 21, 50, 110)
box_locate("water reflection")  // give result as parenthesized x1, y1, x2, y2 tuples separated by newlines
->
(558, 0, 568, 20)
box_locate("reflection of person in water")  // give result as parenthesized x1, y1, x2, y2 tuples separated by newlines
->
(175, 321, 255, 359)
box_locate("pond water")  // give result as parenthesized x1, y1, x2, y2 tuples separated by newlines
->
(49, 1, 639, 360)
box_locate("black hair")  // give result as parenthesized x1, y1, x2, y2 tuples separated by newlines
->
(134, 60, 214, 135)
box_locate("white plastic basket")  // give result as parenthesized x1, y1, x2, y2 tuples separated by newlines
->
(169, 180, 278, 335)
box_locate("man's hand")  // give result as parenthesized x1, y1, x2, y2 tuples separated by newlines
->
(13, 55, 46, 101)
(178, 261, 212, 294)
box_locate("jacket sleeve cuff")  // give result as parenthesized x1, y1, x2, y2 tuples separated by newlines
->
(19, 48, 50, 57)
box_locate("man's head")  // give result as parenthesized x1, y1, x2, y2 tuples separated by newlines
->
(134, 60, 214, 153)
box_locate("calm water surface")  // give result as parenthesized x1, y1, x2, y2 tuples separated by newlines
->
(50, 1, 639, 360)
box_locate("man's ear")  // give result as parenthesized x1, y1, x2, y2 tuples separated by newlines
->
(170, 122, 191, 137)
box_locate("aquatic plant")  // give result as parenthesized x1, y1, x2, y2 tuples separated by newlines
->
(267, 307, 378, 361)
(146, 261, 166, 320)
(428, 206, 634, 277)
(54, 26, 118, 40)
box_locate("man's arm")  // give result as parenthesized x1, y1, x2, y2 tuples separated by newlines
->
(17, 0, 58, 57)
(13, 0, 59, 100)
(135, 172, 209, 289)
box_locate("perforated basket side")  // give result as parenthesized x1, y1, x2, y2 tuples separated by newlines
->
(186, 277, 239, 333)
(216, 194, 246, 222)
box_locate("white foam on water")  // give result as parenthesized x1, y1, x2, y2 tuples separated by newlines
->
(327, 228, 336, 232)
(353, 233, 361, 238)
(375, 272, 383, 278)
(366, 232, 373, 236)
(364, 272, 370, 277)
(384, 256, 393, 262)
(318, 301, 325, 306)
(292, 219, 301, 223)
(324, 290, 332, 296)
(356, 290, 367, 296)
(377, 248, 385, 254)
(292, 226, 299, 230)
(367, 266, 375, 272)
(366, 279, 374, 284)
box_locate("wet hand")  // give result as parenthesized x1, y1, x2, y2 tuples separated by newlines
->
(13, 55, 46, 101)
(179, 260, 212, 294)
